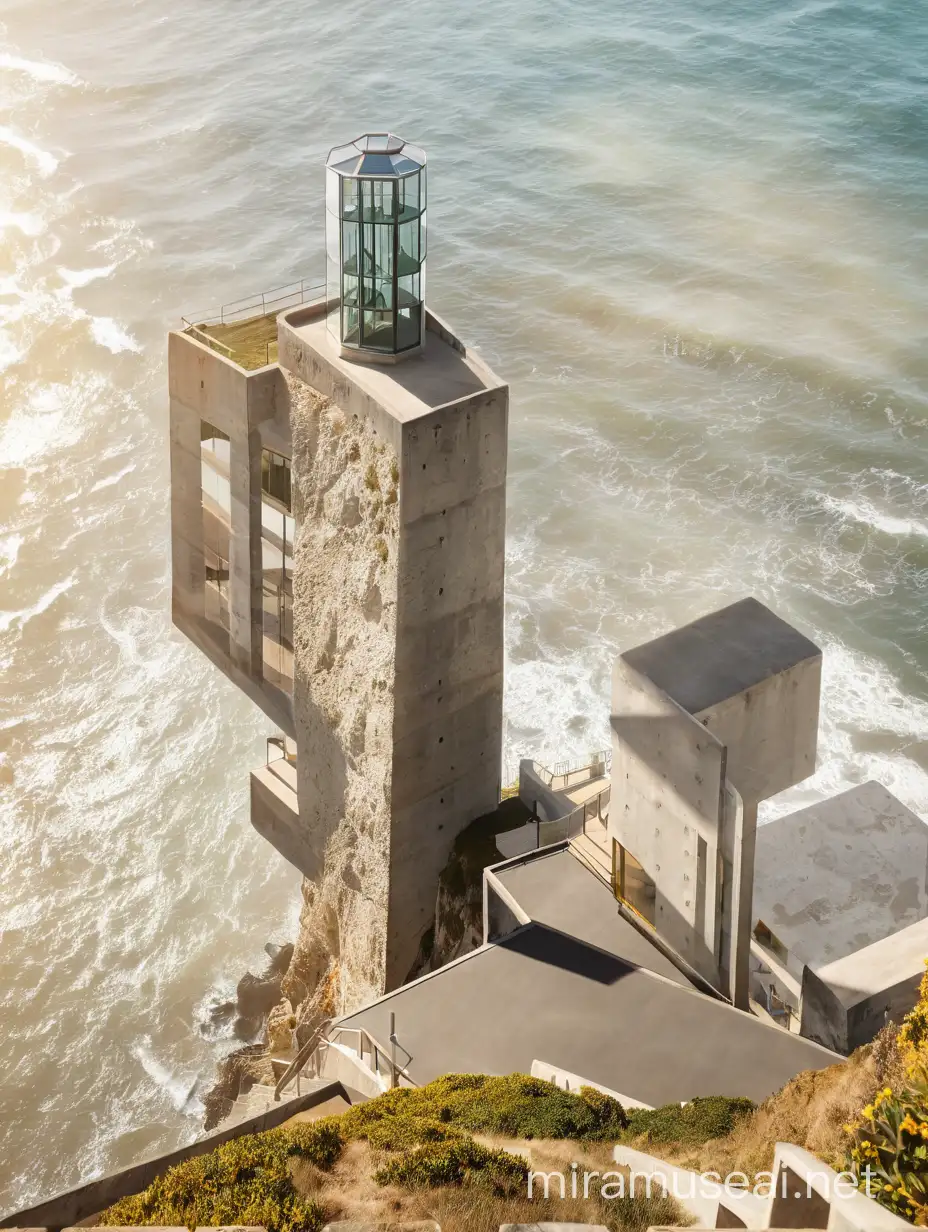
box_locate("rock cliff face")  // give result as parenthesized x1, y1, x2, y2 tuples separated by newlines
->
(283, 373, 399, 1017)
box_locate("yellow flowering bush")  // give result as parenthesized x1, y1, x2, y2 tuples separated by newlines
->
(844, 961, 928, 1224)
(899, 963, 928, 1080)
(845, 1083, 928, 1224)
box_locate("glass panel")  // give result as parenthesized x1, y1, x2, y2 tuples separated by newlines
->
(620, 846, 656, 925)
(341, 177, 360, 221)
(360, 178, 395, 222)
(362, 277, 393, 309)
(343, 304, 360, 344)
(397, 172, 420, 220)
(342, 221, 360, 275)
(397, 219, 419, 275)
(361, 223, 394, 279)
(396, 304, 421, 351)
(261, 449, 291, 513)
(362, 310, 394, 351)
(325, 168, 339, 219)
(342, 274, 359, 306)
(397, 272, 419, 307)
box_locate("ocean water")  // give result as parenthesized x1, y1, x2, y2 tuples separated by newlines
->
(1, 0, 926, 1212)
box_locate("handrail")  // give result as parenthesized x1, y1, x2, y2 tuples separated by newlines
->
(273, 1018, 330, 1101)
(274, 1020, 416, 1100)
(265, 735, 297, 790)
(181, 277, 325, 331)
(534, 784, 611, 848)
(531, 749, 611, 789)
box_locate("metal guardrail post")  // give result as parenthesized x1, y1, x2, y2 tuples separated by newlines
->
(390, 1012, 398, 1090)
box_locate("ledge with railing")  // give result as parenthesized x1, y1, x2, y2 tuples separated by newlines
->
(181, 277, 326, 369)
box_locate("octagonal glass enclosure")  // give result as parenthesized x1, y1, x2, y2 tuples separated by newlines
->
(325, 133, 427, 358)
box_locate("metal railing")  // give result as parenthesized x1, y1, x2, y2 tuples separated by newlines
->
(265, 734, 297, 789)
(275, 1014, 415, 1100)
(531, 749, 611, 791)
(182, 277, 325, 330)
(534, 784, 611, 847)
(181, 278, 326, 365)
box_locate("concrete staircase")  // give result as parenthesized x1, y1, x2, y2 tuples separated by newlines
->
(224, 1077, 332, 1126)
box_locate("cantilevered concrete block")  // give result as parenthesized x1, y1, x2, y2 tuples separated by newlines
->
(611, 598, 822, 1008)
(755, 781, 928, 1051)
(621, 596, 821, 804)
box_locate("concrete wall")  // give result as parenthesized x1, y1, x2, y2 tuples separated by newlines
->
(518, 759, 576, 822)
(167, 330, 293, 734)
(610, 657, 727, 990)
(389, 387, 506, 986)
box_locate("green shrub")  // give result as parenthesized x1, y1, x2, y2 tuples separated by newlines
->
(339, 1073, 627, 1147)
(364, 462, 380, 491)
(99, 1119, 342, 1232)
(625, 1095, 755, 1145)
(374, 1137, 527, 1195)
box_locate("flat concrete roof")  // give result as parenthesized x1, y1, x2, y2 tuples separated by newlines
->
(291, 311, 489, 423)
(493, 848, 691, 986)
(622, 597, 821, 715)
(339, 923, 838, 1107)
(754, 781, 928, 970)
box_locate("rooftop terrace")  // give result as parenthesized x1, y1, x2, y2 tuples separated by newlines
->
(182, 278, 323, 371)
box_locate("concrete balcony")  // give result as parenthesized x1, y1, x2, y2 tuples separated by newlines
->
(250, 738, 314, 876)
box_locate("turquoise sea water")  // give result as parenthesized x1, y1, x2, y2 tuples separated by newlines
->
(1, 0, 926, 1211)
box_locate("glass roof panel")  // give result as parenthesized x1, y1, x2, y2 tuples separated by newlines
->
(329, 155, 364, 176)
(390, 156, 422, 176)
(358, 153, 401, 177)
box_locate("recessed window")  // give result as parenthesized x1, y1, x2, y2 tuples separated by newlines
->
(754, 920, 789, 964)
(261, 454, 294, 692)
(261, 449, 291, 513)
(201, 421, 230, 648)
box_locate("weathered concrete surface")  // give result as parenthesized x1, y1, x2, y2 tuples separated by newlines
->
(284, 376, 398, 1012)
(250, 761, 308, 875)
(755, 781, 928, 971)
(281, 308, 508, 1011)
(610, 656, 727, 990)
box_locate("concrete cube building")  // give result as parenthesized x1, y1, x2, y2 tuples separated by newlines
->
(753, 781, 928, 1052)
(610, 597, 822, 1007)
(169, 133, 508, 1010)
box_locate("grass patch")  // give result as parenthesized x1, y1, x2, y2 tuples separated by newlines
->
(340, 1073, 628, 1147)
(99, 1120, 341, 1232)
(189, 313, 279, 370)
(624, 1096, 754, 1147)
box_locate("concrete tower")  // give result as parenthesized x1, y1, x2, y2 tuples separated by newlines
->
(169, 132, 508, 1012)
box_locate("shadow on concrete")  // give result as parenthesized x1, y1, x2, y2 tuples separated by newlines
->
(498, 923, 638, 986)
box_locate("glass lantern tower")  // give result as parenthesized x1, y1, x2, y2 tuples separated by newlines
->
(325, 133, 427, 360)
